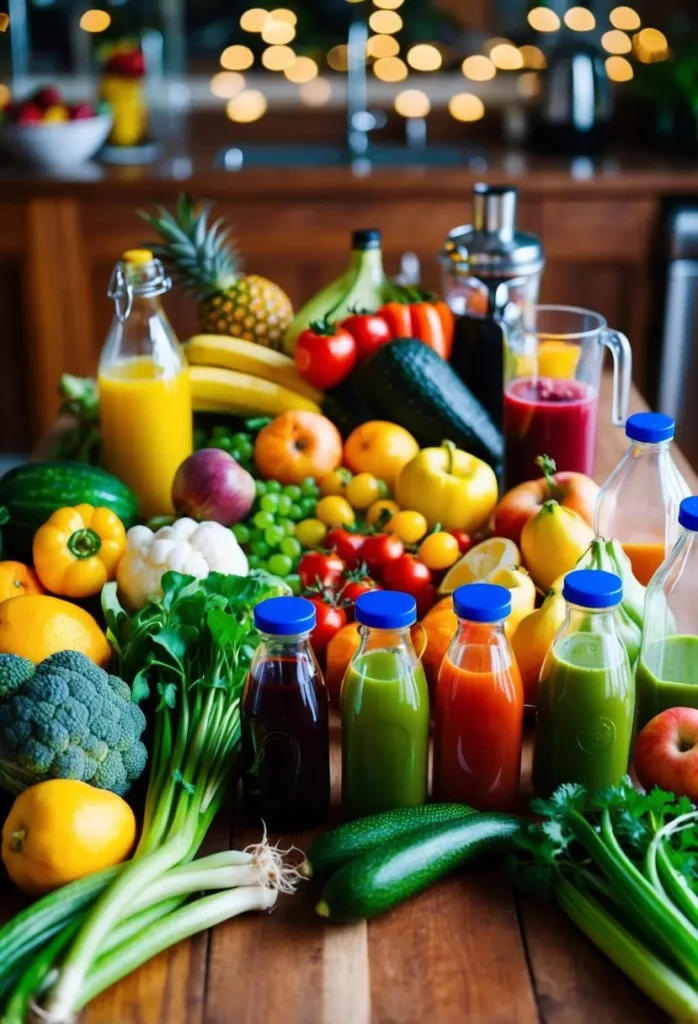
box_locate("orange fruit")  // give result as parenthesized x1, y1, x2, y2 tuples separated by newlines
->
(254, 410, 343, 485)
(0, 594, 110, 666)
(0, 561, 45, 603)
(343, 421, 420, 490)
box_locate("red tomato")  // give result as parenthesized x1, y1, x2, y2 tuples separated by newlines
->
(325, 528, 366, 569)
(298, 551, 345, 590)
(341, 577, 381, 605)
(340, 313, 392, 363)
(382, 554, 432, 595)
(361, 533, 404, 576)
(307, 596, 347, 654)
(295, 323, 357, 390)
(450, 530, 473, 554)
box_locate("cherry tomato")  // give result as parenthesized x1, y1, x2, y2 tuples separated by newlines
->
(450, 530, 473, 554)
(366, 499, 400, 527)
(320, 467, 352, 498)
(345, 472, 382, 510)
(418, 531, 460, 571)
(361, 533, 404, 576)
(298, 551, 345, 590)
(295, 518, 327, 549)
(340, 312, 392, 363)
(342, 577, 380, 605)
(295, 322, 357, 390)
(307, 596, 347, 654)
(388, 510, 428, 545)
(382, 553, 433, 596)
(316, 495, 356, 528)
(325, 527, 366, 570)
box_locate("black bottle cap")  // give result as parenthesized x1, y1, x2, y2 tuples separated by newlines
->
(352, 228, 381, 250)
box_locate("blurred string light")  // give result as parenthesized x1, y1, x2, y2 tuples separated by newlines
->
(300, 77, 332, 106)
(366, 34, 400, 58)
(79, 9, 111, 32)
(0, 84, 10, 105)
(0, 14, 9, 32)
(634, 27, 669, 63)
(373, 56, 408, 81)
(394, 89, 430, 118)
(485, 37, 511, 54)
(369, 10, 402, 34)
(220, 45, 254, 70)
(610, 6, 641, 31)
(406, 44, 441, 71)
(226, 89, 267, 122)
(449, 93, 485, 122)
(605, 55, 634, 81)
(210, 71, 246, 97)
(240, 8, 268, 32)
(527, 7, 561, 32)
(564, 7, 596, 31)
(374, 0, 404, 8)
(519, 45, 546, 69)
(284, 56, 318, 83)
(327, 44, 349, 70)
(601, 30, 631, 54)
(262, 18, 295, 44)
(517, 72, 541, 98)
(490, 43, 524, 70)
(270, 8, 297, 25)
(461, 55, 496, 81)
(262, 45, 295, 70)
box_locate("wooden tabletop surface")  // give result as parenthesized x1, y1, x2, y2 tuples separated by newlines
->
(2, 375, 695, 1024)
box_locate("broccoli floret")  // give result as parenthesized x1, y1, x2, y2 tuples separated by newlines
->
(0, 650, 148, 798)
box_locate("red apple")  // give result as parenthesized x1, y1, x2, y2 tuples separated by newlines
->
(494, 455, 599, 545)
(634, 707, 698, 800)
(14, 102, 44, 125)
(33, 86, 62, 109)
(70, 102, 95, 120)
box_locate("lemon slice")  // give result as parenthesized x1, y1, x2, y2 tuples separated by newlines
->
(438, 537, 521, 594)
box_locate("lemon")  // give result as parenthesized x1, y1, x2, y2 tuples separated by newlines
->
(438, 537, 520, 594)
(488, 566, 536, 635)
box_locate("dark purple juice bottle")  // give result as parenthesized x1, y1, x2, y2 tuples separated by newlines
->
(242, 596, 330, 831)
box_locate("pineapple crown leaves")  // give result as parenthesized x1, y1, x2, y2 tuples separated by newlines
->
(138, 193, 242, 299)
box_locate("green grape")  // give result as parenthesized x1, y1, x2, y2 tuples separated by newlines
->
(276, 494, 292, 516)
(253, 510, 274, 529)
(282, 519, 295, 536)
(288, 503, 303, 521)
(232, 523, 250, 544)
(247, 554, 262, 570)
(286, 573, 301, 595)
(300, 477, 317, 496)
(249, 527, 265, 543)
(255, 479, 267, 498)
(299, 496, 317, 517)
(231, 449, 242, 462)
(280, 536, 301, 559)
(264, 524, 284, 547)
(282, 484, 302, 500)
(212, 425, 232, 439)
(267, 553, 293, 577)
(231, 431, 249, 447)
(250, 539, 271, 558)
(266, 480, 282, 494)
(260, 493, 280, 514)
(234, 437, 254, 460)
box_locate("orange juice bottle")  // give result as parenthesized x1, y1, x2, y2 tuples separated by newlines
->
(99, 249, 192, 518)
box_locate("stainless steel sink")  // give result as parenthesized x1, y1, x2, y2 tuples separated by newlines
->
(215, 142, 479, 171)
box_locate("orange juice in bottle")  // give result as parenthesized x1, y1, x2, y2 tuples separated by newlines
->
(99, 249, 192, 518)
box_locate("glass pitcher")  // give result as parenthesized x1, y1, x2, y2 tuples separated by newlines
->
(503, 305, 631, 489)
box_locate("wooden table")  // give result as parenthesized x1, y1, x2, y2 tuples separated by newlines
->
(1, 376, 694, 1023)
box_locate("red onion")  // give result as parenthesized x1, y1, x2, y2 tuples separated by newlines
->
(172, 448, 256, 526)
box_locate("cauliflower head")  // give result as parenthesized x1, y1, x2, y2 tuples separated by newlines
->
(0, 650, 147, 797)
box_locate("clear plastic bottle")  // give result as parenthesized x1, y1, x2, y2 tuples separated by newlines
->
(636, 496, 698, 731)
(595, 412, 689, 586)
(341, 590, 429, 818)
(242, 597, 330, 831)
(99, 248, 192, 518)
(534, 569, 634, 796)
(433, 582, 523, 810)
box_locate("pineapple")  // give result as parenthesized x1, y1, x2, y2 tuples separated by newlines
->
(140, 194, 293, 351)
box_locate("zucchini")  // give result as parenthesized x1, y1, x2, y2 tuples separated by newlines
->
(0, 462, 140, 561)
(316, 812, 522, 922)
(357, 339, 504, 469)
(302, 803, 476, 878)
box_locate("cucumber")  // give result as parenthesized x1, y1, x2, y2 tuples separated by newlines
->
(0, 462, 140, 561)
(357, 339, 504, 469)
(302, 803, 476, 878)
(316, 812, 522, 922)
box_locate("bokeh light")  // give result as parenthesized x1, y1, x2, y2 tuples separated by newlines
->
(461, 55, 496, 81)
(226, 90, 267, 122)
(284, 56, 319, 83)
(368, 10, 403, 34)
(0, 14, 10, 32)
(449, 93, 485, 122)
(406, 44, 442, 72)
(327, 44, 349, 71)
(519, 45, 547, 69)
(601, 30, 632, 54)
(394, 89, 431, 118)
(373, 56, 408, 81)
(610, 6, 641, 31)
(79, 9, 111, 32)
(220, 45, 254, 71)
(269, 8, 296, 25)
(490, 44, 524, 70)
(262, 45, 296, 71)
(373, 0, 403, 7)
(261, 19, 295, 44)
(210, 71, 246, 98)
(366, 35, 400, 59)
(239, 8, 268, 32)
(300, 78, 332, 106)
(564, 7, 596, 31)
(0, 84, 11, 106)
(517, 72, 541, 98)
(527, 7, 561, 32)
(605, 55, 634, 81)
(634, 27, 669, 63)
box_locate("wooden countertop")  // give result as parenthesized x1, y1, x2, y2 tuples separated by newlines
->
(1, 376, 693, 1023)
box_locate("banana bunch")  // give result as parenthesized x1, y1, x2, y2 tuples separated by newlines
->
(185, 335, 322, 418)
(575, 537, 646, 664)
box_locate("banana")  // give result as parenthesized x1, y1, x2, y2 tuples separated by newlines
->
(189, 365, 321, 418)
(185, 334, 323, 404)
(575, 537, 645, 664)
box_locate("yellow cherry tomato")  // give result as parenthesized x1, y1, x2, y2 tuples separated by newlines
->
(366, 499, 400, 527)
(295, 518, 327, 549)
(320, 468, 352, 498)
(316, 495, 356, 529)
(345, 473, 382, 511)
(418, 531, 460, 571)
(388, 510, 428, 545)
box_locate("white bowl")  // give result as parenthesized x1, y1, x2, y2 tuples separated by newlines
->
(0, 113, 113, 168)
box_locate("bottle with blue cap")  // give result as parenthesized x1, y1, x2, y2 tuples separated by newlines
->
(636, 495, 698, 731)
(533, 568, 634, 797)
(241, 596, 330, 831)
(595, 411, 689, 585)
(433, 582, 523, 810)
(340, 590, 429, 818)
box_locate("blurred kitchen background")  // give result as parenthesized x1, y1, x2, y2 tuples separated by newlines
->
(1, 0, 698, 463)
